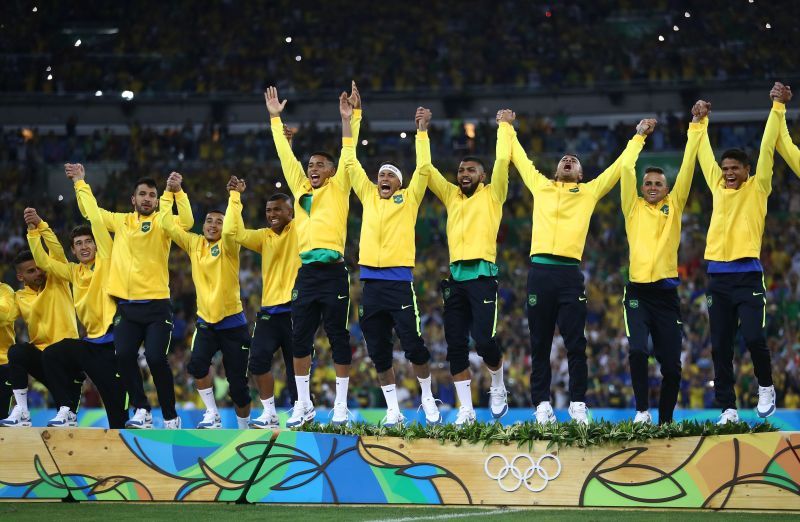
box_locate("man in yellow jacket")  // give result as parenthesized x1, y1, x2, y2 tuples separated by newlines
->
(621, 108, 705, 425)
(698, 89, 785, 424)
(417, 108, 512, 427)
(161, 177, 252, 430)
(81, 173, 193, 429)
(228, 178, 299, 430)
(18, 164, 128, 429)
(0, 283, 15, 419)
(508, 113, 651, 425)
(266, 84, 361, 428)
(342, 107, 441, 427)
(0, 211, 80, 427)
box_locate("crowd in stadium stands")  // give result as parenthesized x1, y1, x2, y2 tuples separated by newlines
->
(3, 1, 798, 95)
(1, 111, 800, 413)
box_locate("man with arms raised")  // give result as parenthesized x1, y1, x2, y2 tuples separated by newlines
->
(265, 83, 361, 427)
(507, 112, 651, 425)
(343, 106, 441, 427)
(416, 107, 512, 426)
(80, 172, 193, 428)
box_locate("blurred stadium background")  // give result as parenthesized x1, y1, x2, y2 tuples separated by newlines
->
(2, 1, 800, 417)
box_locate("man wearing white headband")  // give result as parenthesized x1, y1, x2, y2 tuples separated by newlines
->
(341, 107, 442, 428)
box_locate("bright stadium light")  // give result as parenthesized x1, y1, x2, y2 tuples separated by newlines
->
(121, 90, 134, 100)
(684, 11, 691, 17)
(361, 139, 368, 146)
(400, 132, 407, 138)
(295, 55, 302, 61)
(95, 90, 103, 96)
(275, 181, 282, 188)
(46, 74, 53, 80)
(57, 195, 64, 201)
(74, 39, 82, 47)
(658, 35, 665, 42)
(673, 25, 679, 31)
(285, 36, 292, 43)
(46, 66, 51, 71)
(765, 23, 772, 29)
(32, 6, 38, 12)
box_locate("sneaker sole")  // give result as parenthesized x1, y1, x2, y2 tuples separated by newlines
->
(491, 404, 509, 419)
(197, 424, 222, 429)
(286, 412, 315, 429)
(46, 423, 78, 427)
(0, 422, 32, 427)
(125, 424, 153, 429)
(249, 422, 279, 429)
(757, 405, 776, 418)
(425, 415, 443, 426)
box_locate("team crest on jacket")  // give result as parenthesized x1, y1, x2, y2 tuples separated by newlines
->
(292, 289, 298, 301)
(141, 222, 151, 232)
(706, 295, 712, 307)
(113, 315, 121, 326)
(358, 305, 364, 317)
(443, 287, 451, 300)
(660, 204, 670, 215)
(393, 194, 404, 204)
(629, 299, 639, 309)
(528, 294, 537, 306)
(210, 244, 220, 257)
(569, 187, 580, 193)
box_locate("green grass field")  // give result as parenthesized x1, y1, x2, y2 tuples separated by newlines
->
(1, 503, 797, 521)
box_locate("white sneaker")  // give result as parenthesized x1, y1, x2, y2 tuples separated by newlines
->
(488, 386, 509, 419)
(568, 401, 589, 425)
(286, 401, 316, 428)
(756, 385, 776, 418)
(381, 408, 405, 428)
(125, 408, 153, 429)
(633, 410, 652, 424)
(197, 410, 221, 429)
(163, 416, 182, 429)
(0, 405, 32, 427)
(47, 406, 77, 427)
(331, 401, 351, 427)
(717, 408, 739, 425)
(419, 396, 443, 425)
(249, 410, 280, 429)
(534, 401, 556, 425)
(454, 406, 476, 427)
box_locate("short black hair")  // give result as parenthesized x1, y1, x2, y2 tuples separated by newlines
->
(206, 209, 225, 217)
(70, 224, 94, 244)
(307, 151, 336, 165)
(562, 153, 580, 161)
(644, 166, 665, 175)
(460, 156, 486, 172)
(721, 148, 750, 166)
(132, 177, 158, 194)
(268, 192, 292, 204)
(13, 249, 34, 267)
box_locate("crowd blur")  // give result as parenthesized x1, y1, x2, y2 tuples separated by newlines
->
(3, 1, 799, 95)
(2, 108, 800, 414)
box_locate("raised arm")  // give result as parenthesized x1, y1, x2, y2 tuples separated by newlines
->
(671, 106, 708, 209)
(415, 107, 456, 204)
(772, 82, 800, 177)
(159, 186, 194, 253)
(508, 123, 549, 193)
(226, 177, 263, 253)
(221, 182, 241, 254)
(335, 80, 362, 182)
(25, 212, 72, 282)
(490, 111, 515, 203)
(587, 122, 649, 200)
(266, 86, 308, 197)
(73, 172, 123, 232)
(67, 164, 113, 260)
(342, 141, 373, 202)
(753, 98, 785, 195)
(164, 172, 194, 230)
(333, 91, 355, 193)
(695, 101, 723, 190)
(0, 283, 18, 324)
(619, 120, 656, 214)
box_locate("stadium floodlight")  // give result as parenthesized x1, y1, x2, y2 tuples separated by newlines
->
(46, 66, 51, 71)
(400, 132, 407, 138)
(121, 90, 134, 100)
(285, 37, 292, 43)
(95, 90, 103, 97)
(32, 6, 38, 12)
(361, 139, 368, 146)
(276, 181, 282, 188)
(658, 35, 665, 42)
(295, 55, 302, 61)
(74, 39, 82, 47)
(684, 11, 690, 17)
(46, 74, 53, 80)
(58, 195, 64, 201)
(765, 23, 771, 29)
(673, 25, 679, 31)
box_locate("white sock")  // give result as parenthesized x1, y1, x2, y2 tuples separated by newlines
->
(236, 416, 250, 430)
(454, 380, 473, 410)
(381, 384, 400, 411)
(488, 366, 504, 388)
(198, 387, 217, 413)
(13, 388, 28, 413)
(261, 397, 276, 417)
(417, 375, 433, 400)
(335, 377, 349, 405)
(296, 374, 311, 405)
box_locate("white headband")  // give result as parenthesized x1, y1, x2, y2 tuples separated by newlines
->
(379, 164, 403, 185)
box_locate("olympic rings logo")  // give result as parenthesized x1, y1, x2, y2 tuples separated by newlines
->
(484, 453, 562, 493)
